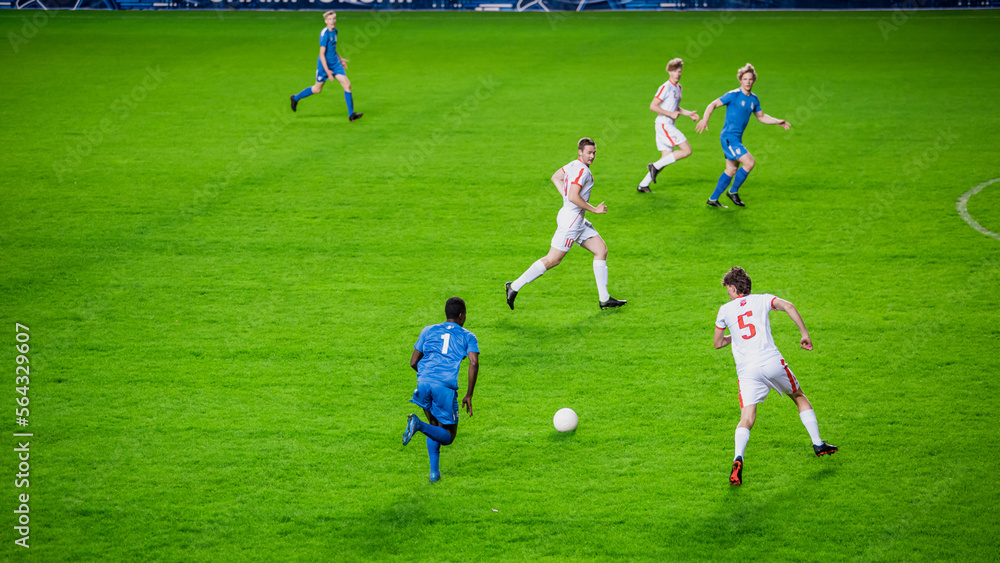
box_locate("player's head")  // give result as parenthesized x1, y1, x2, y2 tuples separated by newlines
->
(722, 266, 752, 298)
(324, 11, 337, 27)
(445, 297, 467, 325)
(666, 58, 683, 81)
(577, 137, 596, 166)
(737, 63, 757, 90)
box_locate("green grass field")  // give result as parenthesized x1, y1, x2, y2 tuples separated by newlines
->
(2, 8, 999, 560)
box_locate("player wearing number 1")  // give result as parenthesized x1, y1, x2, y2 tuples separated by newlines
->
(402, 297, 479, 482)
(713, 267, 837, 486)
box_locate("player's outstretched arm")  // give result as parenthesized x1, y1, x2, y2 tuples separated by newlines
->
(551, 168, 566, 196)
(714, 327, 732, 349)
(410, 349, 424, 371)
(755, 111, 791, 130)
(696, 99, 723, 133)
(462, 352, 479, 416)
(773, 298, 813, 350)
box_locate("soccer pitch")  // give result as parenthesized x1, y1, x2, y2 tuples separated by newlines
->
(2, 8, 999, 560)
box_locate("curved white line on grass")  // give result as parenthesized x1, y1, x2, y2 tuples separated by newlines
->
(957, 178, 1000, 241)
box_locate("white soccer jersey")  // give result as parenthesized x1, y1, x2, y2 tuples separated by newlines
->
(715, 293, 784, 374)
(558, 159, 594, 215)
(653, 80, 682, 126)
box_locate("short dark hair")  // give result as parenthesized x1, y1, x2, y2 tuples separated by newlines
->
(578, 137, 595, 151)
(722, 266, 752, 296)
(445, 297, 466, 320)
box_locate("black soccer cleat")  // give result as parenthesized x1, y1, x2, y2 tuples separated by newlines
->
(647, 162, 661, 184)
(505, 282, 518, 310)
(706, 199, 728, 208)
(349, 112, 364, 122)
(637, 184, 652, 193)
(290, 95, 298, 112)
(730, 456, 743, 486)
(813, 441, 838, 456)
(726, 191, 745, 207)
(599, 297, 627, 309)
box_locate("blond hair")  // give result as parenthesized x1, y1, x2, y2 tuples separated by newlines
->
(324, 10, 336, 18)
(666, 58, 684, 72)
(737, 63, 757, 81)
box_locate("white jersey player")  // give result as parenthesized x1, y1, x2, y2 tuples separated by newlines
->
(505, 138, 627, 310)
(713, 267, 838, 486)
(637, 58, 699, 193)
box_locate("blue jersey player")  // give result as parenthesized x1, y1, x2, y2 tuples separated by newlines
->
(696, 64, 790, 208)
(289, 11, 363, 122)
(402, 297, 480, 482)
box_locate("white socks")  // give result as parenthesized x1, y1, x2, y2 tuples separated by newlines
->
(593, 259, 609, 302)
(654, 152, 676, 169)
(512, 259, 547, 292)
(734, 427, 750, 460)
(639, 172, 653, 188)
(799, 409, 822, 446)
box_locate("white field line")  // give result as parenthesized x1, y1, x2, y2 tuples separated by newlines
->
(957, 177, 1000, 241)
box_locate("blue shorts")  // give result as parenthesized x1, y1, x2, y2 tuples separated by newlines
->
(316, 60, 346, 82)
(410, 382, 459, 426)
(721, 135, 749, 161)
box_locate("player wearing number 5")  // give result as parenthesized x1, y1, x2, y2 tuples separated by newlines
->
(402, 297, 479, 483)
(713, 267, 837, 486)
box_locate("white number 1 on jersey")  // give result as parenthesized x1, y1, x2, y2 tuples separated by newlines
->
(440, 333, 451, 354)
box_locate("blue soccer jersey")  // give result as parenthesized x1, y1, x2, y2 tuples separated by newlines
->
(719, 88, 762, 141)
(414, 322, 479, 390)
(319, 27, 340, 68)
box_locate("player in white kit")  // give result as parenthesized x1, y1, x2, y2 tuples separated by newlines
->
(506, 138, 627, 310)
(713, 267, 837, 486)
(637, 58, 700, 193)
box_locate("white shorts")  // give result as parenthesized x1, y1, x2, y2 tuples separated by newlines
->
(550, 209, 599, 252)
(736, 356, 801, 408)
(655, 120, 687, 151)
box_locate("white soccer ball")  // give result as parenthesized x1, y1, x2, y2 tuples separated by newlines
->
(553, 408, 578, 432)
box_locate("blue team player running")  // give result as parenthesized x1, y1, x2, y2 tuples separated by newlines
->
(289, 11, 363, 122)
(695, 63, 790, 208)
(402, 297, 480, 482)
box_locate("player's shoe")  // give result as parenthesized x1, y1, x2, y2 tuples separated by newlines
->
(505, 282, 518, 310)
(349, 112, 364, 122)
(647, 163, 661, 184)
(289, 95, 298, 112)
(637, 184, 652, 193)
(706, 199, 728, 208)
(726, 192, 745, 207)
(599, 297, 627, 309)
(402, 413, 418, 446)
(813, 441, 838, 456)
(429, 470, 441, 482)
(730, 456, 743, 486)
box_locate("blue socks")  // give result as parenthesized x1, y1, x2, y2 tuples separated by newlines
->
(427, 437, 440, 476)
(293, 87, 313, 101)
(711, 172, 733, 201)
(416, 419, 453, 445)
(730, 168, 750, 194)
(344, 91, 354, 116)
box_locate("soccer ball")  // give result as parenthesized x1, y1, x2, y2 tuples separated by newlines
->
(553, 408, 578, 432)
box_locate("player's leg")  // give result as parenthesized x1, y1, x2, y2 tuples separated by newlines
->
(731, 374, 767, 485)
(581, 235, 625, 308)
(725, 152, 755, 207)
(334, 74, 362, 121)
(291, 78, 324, 112)
(790, 391, 838, 456)
(709, 158, 739, 205)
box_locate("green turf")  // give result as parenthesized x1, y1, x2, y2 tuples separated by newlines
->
(2, 9, 999, 561)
